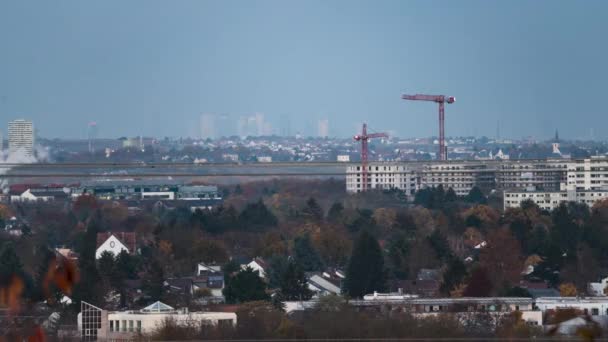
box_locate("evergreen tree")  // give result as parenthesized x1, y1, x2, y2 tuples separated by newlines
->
(267, 255, 290, 289)
(72, 221, 104, 305)
(302, 197, 324, 222)
(327, 202, 344, 223)
(278, 260, 312, 301)
(343, 230, 386, 298)
(427, 230, 451, 262)
(466, 186, 487, 204)
(347, 209, 375, 233)
(445, 188, 458, 202)
(294, 234, 323, 272)
(441, 257, 467, 294)
(143, 259, 164, 300)
(223, 267, 269, 303)
(97, 251, 116, 280)
(239, 199, 278, 230)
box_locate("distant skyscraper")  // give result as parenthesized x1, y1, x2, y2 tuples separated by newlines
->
(280, 115, 291, 137)
(8, 119, 34, 156)
(200, 114, 216, 140)
(237, 116, 248, 138)
(318, 119, 329, 138)
(87, 122, 98, 154)
(216, 114, 234, 138)
(254, 113, 265, 136)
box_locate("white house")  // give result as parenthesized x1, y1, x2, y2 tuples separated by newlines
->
(242, 258, 267, 278)
(589, 277, 608, 296)
(197, 263, 222, 276)
(95, 234, 132, 259)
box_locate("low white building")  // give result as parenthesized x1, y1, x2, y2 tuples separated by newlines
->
(536, 297, 608, 317)
(504, 189, 608, 211)
(336, 155, 350, 162)
(78, 301, 236, 340)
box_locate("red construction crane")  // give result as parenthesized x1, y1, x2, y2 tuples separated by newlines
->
(401, 94, 455, 160)
(354, 123, 388, 191)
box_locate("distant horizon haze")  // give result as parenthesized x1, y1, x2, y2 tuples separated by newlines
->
(0, 1, 607, 140)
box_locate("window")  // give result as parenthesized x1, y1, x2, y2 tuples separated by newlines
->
(137, 320, 142, 332)
(122, 320, 127, 332)
(592, 308, 599, 316)
(129, 320, 134, 332)
(110, 320, 114, 332)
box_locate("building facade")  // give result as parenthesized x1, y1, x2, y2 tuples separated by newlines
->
(347, 158, 608, 209)
(78, 301, 236, 340)
(8, 119, 34, 156)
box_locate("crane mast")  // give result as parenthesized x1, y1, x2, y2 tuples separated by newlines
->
(401, 94, 455, 161)
(354, 123, 388, 191)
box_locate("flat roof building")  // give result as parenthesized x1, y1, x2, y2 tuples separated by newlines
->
(8, 119, 34, 157)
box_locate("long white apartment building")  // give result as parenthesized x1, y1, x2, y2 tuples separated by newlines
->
(504, 158, 608, 210)
(347, 158, 608, 209)
(346, 159, 571, 197)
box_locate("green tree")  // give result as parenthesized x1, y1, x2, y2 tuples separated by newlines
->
(97, 251, 116, 280)
(445, 188, 458, 202)
(327, 202, 344, 223)
(347, 209, 375, 233)
(239, 199, 278, 230)
(441, 257, 467, 295)
(343, 230, 386, 298)
(223, 267, 269, 303)
(267, 255, 290, 289)
(294, 234, 323, 272)
(302, 197, 324, 222)
(143, 258, 164, 300)
(465, 186, 487, 204)
(278, 260, 312, 301)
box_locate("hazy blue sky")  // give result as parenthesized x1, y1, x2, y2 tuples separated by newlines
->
(1, 0, 607, 139)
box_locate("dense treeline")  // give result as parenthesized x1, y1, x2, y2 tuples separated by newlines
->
(4, 178, 608, 338)
(151, 298, 541, 340)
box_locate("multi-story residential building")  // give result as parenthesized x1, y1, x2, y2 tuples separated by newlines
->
(347, 157, 608, 209)
(346, 163, 418, 196)
(346, 160, 567, 196)
(8, 119, 34, 156)
(565, 157, 608, 191)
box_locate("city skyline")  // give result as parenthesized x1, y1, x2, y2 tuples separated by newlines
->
(1, 1, 607, 140)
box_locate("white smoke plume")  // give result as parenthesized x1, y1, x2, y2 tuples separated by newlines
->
(0, 145, 50, 193)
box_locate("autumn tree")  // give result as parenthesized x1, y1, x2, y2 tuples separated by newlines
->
(463, 267, 492, 297)
(559, 283, 578, 297)
(312, 228, 351, 268)
(479, 228, 523, 292)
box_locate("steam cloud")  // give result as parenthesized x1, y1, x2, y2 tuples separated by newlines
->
(0, 145, 50, 193)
